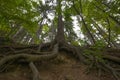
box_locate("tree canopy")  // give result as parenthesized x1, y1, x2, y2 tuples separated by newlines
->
(0, 0, 120, 47)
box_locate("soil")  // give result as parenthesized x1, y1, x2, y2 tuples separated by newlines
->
(0, 52, 115, 80)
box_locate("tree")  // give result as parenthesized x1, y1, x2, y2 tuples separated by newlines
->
(0, 0, 120, 80)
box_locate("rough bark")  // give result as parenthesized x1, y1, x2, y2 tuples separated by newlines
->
(55, 0, 65, 44)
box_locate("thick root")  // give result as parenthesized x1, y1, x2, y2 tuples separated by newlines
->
(102, 54, 120, 64)
(0, 44, 59, 72)
(60, 43, 87, 64)
(29, 44, 59, 80)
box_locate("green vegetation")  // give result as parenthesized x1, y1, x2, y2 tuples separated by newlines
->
(0, 0, 120, 80)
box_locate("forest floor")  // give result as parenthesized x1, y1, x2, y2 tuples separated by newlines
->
(0, 52, 115, 80)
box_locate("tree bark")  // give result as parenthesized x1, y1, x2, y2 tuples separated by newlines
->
(55, 0, 65, 44)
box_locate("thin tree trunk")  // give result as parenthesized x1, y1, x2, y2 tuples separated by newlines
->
(92, 19, 116, 47)
(72, 1, 95, 45)
(106, 18, 111, 47)
(93, 2, 120, 26)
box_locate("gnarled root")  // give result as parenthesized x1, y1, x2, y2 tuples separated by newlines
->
(29, 44, 58, 80)
(100, 62, 120, 80)
(0, 44, 59, 72)
(86, 57, 120, 80)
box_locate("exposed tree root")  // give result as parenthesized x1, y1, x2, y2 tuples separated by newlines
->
(85, 56, 120, 80)
(29, 44, 58, 80)
(59, 43, 87, 64)
(102, 54, 120, 64)
(29, 62, 42, 80)
(0, 41, 120, 80)
(0, 44, 38, 49)
(101, 62, 120, 80)
(0, 44, 58, 72)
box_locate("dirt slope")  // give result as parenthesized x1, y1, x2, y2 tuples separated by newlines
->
(0, 53, 115, 80)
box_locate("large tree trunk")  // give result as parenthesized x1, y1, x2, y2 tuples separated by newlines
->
(55, 15, 65, 44)
(55, 0, 65, 44)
